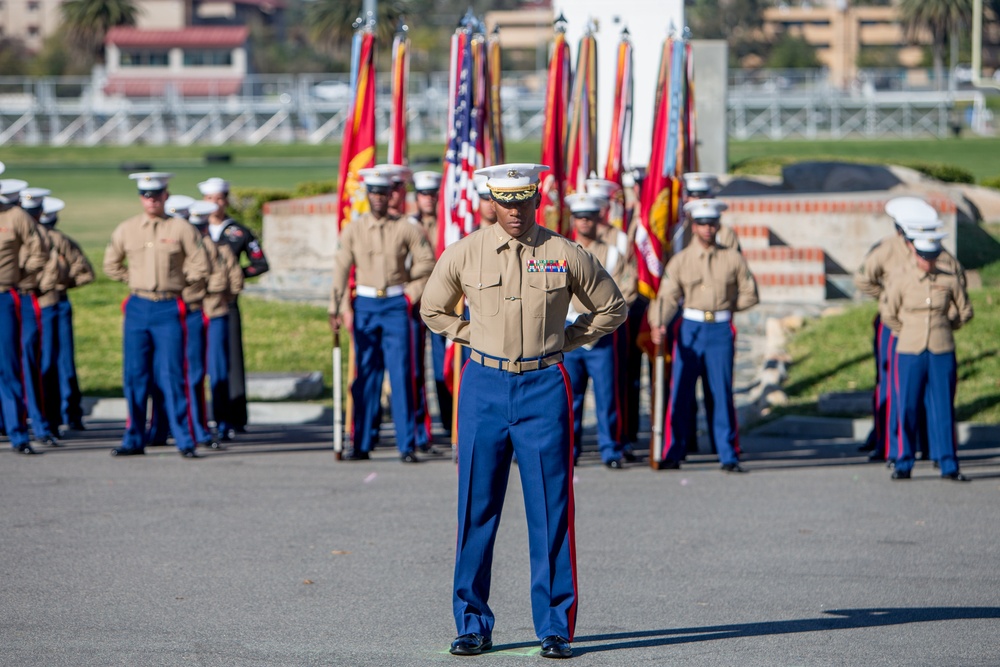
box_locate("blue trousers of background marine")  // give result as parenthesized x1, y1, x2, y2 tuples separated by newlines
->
(20, 294, 54, 439)
(121, 296, 196, 453)
(408, 305, 431, 449)
(454, 361, 578, 642)
(55, 295, 84, 426)
(664, 319, 741, 466)
(564, 334, 622, 464)
(351, 295, 416, 455)
(208, 315, 232, 435)
(148, 309, 210, 445)
(894, 350, 959, 476)
(0, 290, 31, 448)
(41, 304, 62, 429)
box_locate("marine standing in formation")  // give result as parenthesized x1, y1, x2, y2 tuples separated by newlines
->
(199, 177, 269, 437)
(0, 169, 49, 454)
(649, 198, 759, 472)
(328, 166, 436, 463)
(421, 163, 627, 659)
(103, 172, 211, 458)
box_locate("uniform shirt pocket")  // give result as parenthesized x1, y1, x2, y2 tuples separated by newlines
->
(525, 273, 568, 318)
(462, 271, 502, 317)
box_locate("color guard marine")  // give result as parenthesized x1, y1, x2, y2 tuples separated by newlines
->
(328, 166, 436, 463)
(421, 163, 626, 659)
(648, 198, 759, 472)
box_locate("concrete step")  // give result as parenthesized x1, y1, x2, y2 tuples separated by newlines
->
(744, 246, 827, 303)
(732, 224, 772, 250)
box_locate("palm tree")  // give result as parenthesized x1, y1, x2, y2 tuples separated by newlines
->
(61, 0, 140, 61)
(899, 0, 973, 90)
(306, 0, 412, 59)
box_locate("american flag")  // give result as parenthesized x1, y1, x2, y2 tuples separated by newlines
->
(437, 27, 483, 257)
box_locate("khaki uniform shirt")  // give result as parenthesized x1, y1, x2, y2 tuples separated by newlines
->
(410, 213, 439, 254)
(420, 223, 627, 360)
(650, 241, 759, 326)
(36, 226, 65, 308)
(882, 259, 973, 354)
(203, 241, 243, 320)
(571, 236, 637, 317)
(16, 219, 53, 295)
(329, 213, 436, 316)
(855, 233, 966, 318)
(47, 227, 95, 293)
(0, 205, 47, 289)
(103, 214, 210, 295)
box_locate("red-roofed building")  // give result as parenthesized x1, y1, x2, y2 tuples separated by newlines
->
(103, 25, 249, 98)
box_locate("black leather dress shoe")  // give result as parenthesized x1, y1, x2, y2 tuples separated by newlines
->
(721, 462, 747, 473)
(661, 460, 681, 470)
(891, 469, 911, 480)
(449, 633, 492, 655)
(180, 449, 201, 459)
(67, 419, 86, 431)
(199, 440, 226, 450)
(400, 452, 420, 463)
(15, 443, 40, 455)
(605, 459, 624, 469)
(346, 450, 370, 460)
(867, 450, 886, 462)
(942, 471, 970, 482)
(540, 635, 572, 659)
(39, 435, 61, 447)
(622, 448, 638, 462)
(111, 446, 145, 457)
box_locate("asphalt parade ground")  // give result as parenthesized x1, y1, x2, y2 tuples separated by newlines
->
(3, 417, 999, 667)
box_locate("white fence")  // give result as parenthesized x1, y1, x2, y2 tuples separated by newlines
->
(0, 70, 992, 146)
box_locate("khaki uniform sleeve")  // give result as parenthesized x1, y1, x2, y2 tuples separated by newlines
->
(66, 238, 95, 288)
(181, 225, 210, 290)
(403, 225, 436, 304)
(649, 254, 684, 328)
(225, 245, 244, 298)
(419, 243, 470, 345)
(562, 244, 627, 352)
(20, 218, 49, 277)
(854, 241, 888, 300)
(103, 224, 129, 284)
(329, 224, 356, 317)
(950, 278, 973, 331)
(734, 254, 760, 312)
(881, 280, 903, 335)
(613, 251, 638, 307)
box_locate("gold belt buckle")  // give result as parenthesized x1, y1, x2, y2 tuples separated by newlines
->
(704, 310, 715, 323)
(376, 288, 386, 298)
(506, 360, 521, 374)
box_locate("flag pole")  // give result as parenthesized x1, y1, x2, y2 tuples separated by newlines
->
(333, 331, 343, 459)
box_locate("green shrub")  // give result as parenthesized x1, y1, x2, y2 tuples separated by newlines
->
(293, 180, 338, 197)
(979, 176, 1000, 190)
(228, 187, 294, 239)
(898, 162, 975, 184)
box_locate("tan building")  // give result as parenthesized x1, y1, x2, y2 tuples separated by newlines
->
(763, 1, 925, 87)
(0, 0, 63, 51)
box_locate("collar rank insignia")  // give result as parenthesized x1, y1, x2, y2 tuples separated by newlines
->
(526, 258, 568, 273)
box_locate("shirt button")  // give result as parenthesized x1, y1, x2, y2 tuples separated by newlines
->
(925, 298, 930, 304)
(146, 242, 153, 247)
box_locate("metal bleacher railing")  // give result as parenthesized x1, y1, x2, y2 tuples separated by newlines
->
(0, 68, 992, 146)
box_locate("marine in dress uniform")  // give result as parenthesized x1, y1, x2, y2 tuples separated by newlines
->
(882, 233, 973, 482)
(328, 167, 436, 462)
(16, 188, 58, 447)
(585, 178, 640, 460)
(854, 197, 964, 463)
(148, 196, 241, 450)
(676, 173, 741, 252)
(199, 177, 269, 436)
(0, 171, 49, 454)
(421, 164, 626, 659)
(562, 193, 638, 468)
(378, 163, 413, 219)
(475, 175, 497, 228)
(103, 173, 211, 457)
(409, 170, 449, 441)
(37, 197, 95, 433)
(649, 199, 759, 472)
